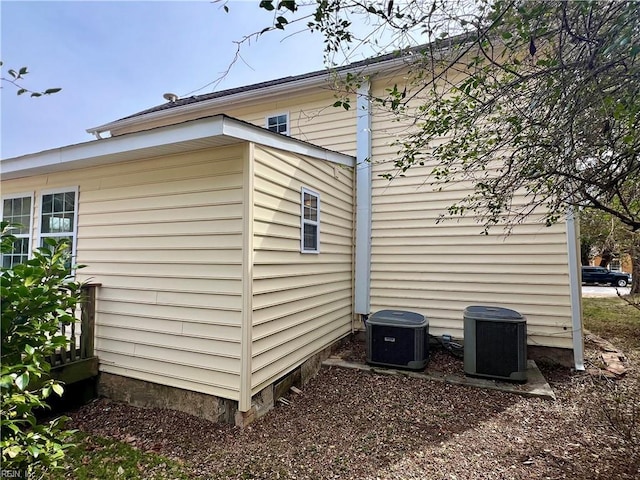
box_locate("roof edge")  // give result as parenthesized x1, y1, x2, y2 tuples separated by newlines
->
(3, 114, 354, 180)
(86, 53, 418, 136)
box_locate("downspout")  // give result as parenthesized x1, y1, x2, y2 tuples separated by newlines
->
(354, 80, 372, 316)
(566, 207, 585, 371)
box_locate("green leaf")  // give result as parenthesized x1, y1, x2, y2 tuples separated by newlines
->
(42, 385, 52, 398)
(259, 0, 274, 11)
(4, 445, 21, 458)
(19, 66, 28, 75)
(52, 383, 64, 397)
(17, 88, 27, 96)
(15, 372, 29, 390)
(27, 445, 41, 458)
(8, 69, 17, 78)
(278, 0, 297, 11)
(25, 344, 35, 355)
(44, 87, 62, 95)
(30, 92, 42, 98)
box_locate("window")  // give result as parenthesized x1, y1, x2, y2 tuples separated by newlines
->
(609, 259, 621, 271)
(301, 188, 319, 253)
(38, 188, 78, 266)
(266, 113, 289, 135)
(1, 194, 33, 268)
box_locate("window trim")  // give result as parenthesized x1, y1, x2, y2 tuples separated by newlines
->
(37, 186, 79, 266)
(265, 112, 290, 136)
(300, 187, 320, 254)
(1, 192, 35, 267)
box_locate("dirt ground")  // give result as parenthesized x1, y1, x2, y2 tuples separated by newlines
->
(68, 337, 640, 480)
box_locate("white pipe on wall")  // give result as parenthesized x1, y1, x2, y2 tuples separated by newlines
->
(566, 207, 585, 371)
(354, 80, 372, 315)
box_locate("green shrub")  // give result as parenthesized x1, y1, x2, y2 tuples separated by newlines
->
(1, 222, 84, 476)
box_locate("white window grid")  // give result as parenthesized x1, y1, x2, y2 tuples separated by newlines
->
(300, 187, 320, 254)
(1, 192, 34, 268)
(266, 112, 289, 135)
(37, 186, 79, 267)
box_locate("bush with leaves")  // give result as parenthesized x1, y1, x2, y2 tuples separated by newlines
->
(1, 222, 83, 475)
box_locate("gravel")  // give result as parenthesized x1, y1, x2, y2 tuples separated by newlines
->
(68, 337, 640, 479)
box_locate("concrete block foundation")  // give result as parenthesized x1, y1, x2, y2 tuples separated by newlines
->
(98, 373, 237, 424)
(98, 334, 351, 427)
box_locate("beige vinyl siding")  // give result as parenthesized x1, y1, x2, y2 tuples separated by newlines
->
(250, 145, 354, 395)
(368, 77, 574, 349)
(111, 90, 357, 155)
(2, 145, 247, 400)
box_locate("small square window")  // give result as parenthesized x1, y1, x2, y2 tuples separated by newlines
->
(266, 113, 289, 135)
(301, 188, 319, 253)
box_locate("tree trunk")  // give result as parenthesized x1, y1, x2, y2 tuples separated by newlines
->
(599, 249, 613, 267)
(580, 241, 592, 265)
(631, 242, 640, 295)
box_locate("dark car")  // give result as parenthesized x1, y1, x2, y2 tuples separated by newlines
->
(581, 266, 631, 287)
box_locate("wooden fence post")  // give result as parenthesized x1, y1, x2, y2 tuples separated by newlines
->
(80, 284, 99, 359)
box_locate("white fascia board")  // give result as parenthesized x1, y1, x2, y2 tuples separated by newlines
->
(87, 57, 410, 136)
(2, 115, 353, 180)
(2, 117, 225, 180)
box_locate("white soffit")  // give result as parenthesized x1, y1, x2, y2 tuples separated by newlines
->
(1, 115, 354, 180)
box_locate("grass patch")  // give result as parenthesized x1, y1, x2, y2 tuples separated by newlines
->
(48, 432, 193, 480)
(583, 295, 640, 350)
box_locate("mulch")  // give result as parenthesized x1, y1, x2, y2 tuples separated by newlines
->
(67, 336, 640, 479)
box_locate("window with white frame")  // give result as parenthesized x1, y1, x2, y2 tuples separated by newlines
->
(266, 113, 289, 135)
(1, 194, 33, 268)
(301, 188, 320, 253)
(39, 188, 78, 266)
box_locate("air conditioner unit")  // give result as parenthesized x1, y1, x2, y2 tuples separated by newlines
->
(366, 310, 429, 370)
(463, 305, 528, 383)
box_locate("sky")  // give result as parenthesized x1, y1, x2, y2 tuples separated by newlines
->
(0, 1, 335, 159)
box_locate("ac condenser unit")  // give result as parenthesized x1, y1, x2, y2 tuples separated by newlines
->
(463, 305, 528, 383)
(366, 310, 429, 370)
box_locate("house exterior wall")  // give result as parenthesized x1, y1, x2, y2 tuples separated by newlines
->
(1, 145, 248, 401)
(366, 76, 574, 349)
(98, 67, 578, 351)
(249, 144, 354, 396)
(110, 90, 358, 156)
(591, 254, 633, 273)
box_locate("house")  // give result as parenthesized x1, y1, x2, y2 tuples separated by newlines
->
(591, 254, 633, 274)
(1, 47, 583, 426)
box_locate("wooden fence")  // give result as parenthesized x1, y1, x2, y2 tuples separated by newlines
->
(48, 283, 100, 384)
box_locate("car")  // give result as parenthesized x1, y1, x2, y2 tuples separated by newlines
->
(581, 266, 631, 287)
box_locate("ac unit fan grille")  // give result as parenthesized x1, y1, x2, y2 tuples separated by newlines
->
(476, 320, 521, 377)
(370, 325, 415, 366)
